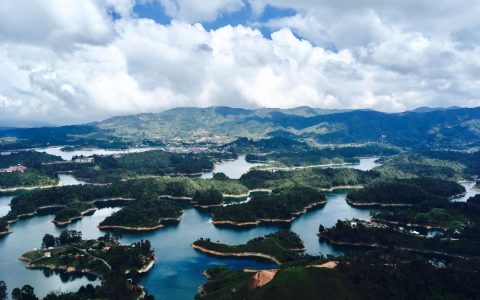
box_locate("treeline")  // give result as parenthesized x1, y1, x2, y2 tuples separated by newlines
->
(0, 171, 58, 189)
(246, 144, 399, 166)
(211, 185, 325, 224)
(319, 220, 480, 258)
(347, 177, 465, 206)
(99, 199, 183, 229)
(373, 194, 480, 232)
(53, 202, 95, 224)
(5, 176, 248, 221)
(194, 231, 305, 263)
(221, 137, 309, 153)
(44, 150, 236, 183)
(0, 151, 62, 168)
(239, 168, 379, 189)
(376, 154, 468, 180)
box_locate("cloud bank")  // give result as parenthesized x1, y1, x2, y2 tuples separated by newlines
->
(0, 0, 479, 123)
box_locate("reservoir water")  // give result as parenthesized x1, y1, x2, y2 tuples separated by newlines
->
(33, 146, 160, 161)
(0, 157, 378, 298)
(201, 155, 266, 179)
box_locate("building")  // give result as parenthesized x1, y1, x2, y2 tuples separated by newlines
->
(0, 164, 27, 173)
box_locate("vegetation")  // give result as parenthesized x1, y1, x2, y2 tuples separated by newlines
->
(193, 231, 305, 263)
(372, 193, 480, 231)
(53, 151, 235, 183)
(0, 280, 6, 300)
(21, 231, 154, 299)
(99, 199, 183, 229)
(246, 144, 398, 167)
(376, 154, 468, 180)
(193, 188, 224, 206)
(212, 185, 325, 224)
(53, 202, 96, 225)
(346, 177, 465, 206)
(5, 176, 248, 222)
(0, 151, 62, 168)
(319, 220, 480, 258)
(198, 252, 480, 300)
(239, 167, 378, 190)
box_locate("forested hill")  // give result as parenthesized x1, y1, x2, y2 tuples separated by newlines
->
(1, 106, 479, 149)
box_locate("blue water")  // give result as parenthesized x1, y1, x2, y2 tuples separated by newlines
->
(0, 158, 379, 299)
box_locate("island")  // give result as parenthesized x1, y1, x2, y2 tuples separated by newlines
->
(52, 202, 97, 226)
(346, 177, 465, 207)
(211, 185, 326, 226)
(18, 230, 156, 299)
(98, 199, 183, 231)
(192, 231, 305, 264)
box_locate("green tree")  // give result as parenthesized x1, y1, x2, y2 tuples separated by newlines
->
(19, 285, 38, 300)
(59, 230, 82, 245)
(0, 281, 7, 300)
(12, 288, 20, 300)
(42, 234, 56, 248)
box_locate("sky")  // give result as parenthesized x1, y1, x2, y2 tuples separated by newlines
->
(1, 0, 480, 124)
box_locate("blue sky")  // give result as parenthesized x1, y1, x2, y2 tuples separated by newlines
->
(133, 1, 297, 37)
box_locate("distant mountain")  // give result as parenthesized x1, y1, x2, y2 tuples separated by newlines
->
(1, 106, 480, 150)
(0, 119, 56, 128)
(410, 106, 463, 113)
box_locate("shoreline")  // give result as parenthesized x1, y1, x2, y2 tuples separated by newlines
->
(346, 198, 415, 207)
(318, 234, 470, 259)
(98, 216, 182, 231)
(0, 182, 60, 193)
(371, 218, 450, 232)
(52, 208, 98, 226)
(320, 185, 364, 192)
(191, 243, 281, 264)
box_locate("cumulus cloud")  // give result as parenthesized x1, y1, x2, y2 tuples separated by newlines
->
(0, 0, 479, 124)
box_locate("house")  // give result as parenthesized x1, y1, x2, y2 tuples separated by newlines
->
(72, 157, 94, 163)
(43, 252, 51, 258)
(0, 164, 27, 173)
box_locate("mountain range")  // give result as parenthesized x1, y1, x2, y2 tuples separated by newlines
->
(1, 106, 479, 150)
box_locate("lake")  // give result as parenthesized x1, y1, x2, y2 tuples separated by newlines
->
(33, 146, 161, 161)
(201, 155, 266, 179)
(0, 157, 379, 298)
(452, 181, 480, 202)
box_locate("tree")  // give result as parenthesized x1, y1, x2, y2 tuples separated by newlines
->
(0, 281, 7, 300)
(12, 288, 20, 300)
(59, 230, 82, 245)
(19, 285, 38, 300)
(42, 234, 56, 249)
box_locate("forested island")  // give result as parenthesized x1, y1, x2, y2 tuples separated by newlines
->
(346, 177, 465, 207)
(211, 185, 325, 225)
(98, 199, 183, 231)
(18, 230, 155, 299)
(245, 144, 398, 167)
(192, 231, 305, 264)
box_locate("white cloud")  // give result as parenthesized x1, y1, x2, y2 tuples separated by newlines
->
(0, 0, 479, 124)
(157, 0, 245, 23)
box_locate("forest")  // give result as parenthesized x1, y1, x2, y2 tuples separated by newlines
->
(211, 185, 325, 224)
(346, 177, 465, 206)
